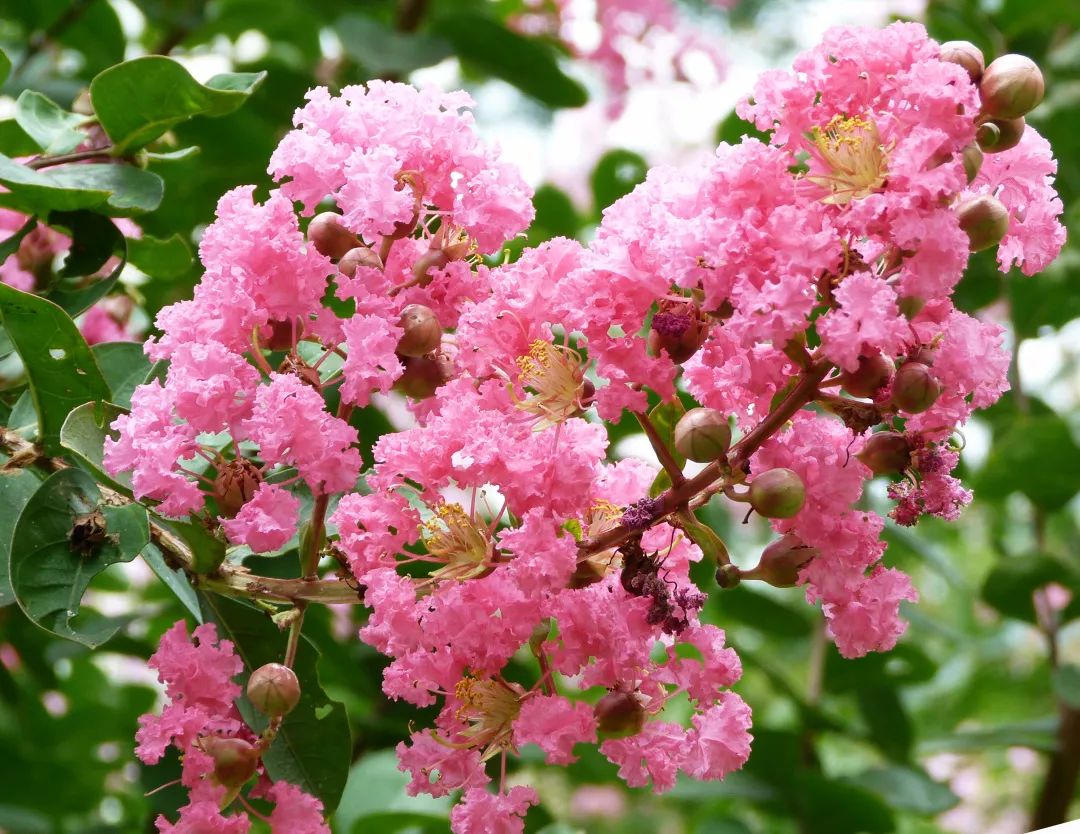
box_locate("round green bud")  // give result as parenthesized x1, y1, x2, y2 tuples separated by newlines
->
(961, 143, 984, 183)
(247, 663, 301, 718)
(839, 354, 894, 399)
(956, 195, 1010, 253)
(979, 54, 1045, 119)
(754, 532, 818, 587)
(396, 304, 442, 358)
(982, 117, 1025, 154)
(674, 408, 732, 462)
(891, 362, 941, 414)
(857, 431, 913, 476)
(748, 468, 806, 519)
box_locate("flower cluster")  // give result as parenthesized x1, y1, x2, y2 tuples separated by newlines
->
(136, 622, 326, 833)
(114, 23, 1064, 831)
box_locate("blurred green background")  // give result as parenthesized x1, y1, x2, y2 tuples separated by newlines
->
(0, 1, 1077, 832)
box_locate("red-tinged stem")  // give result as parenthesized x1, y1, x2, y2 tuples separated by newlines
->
(26, 147, 116, 170)
(634, 410, 686, 487)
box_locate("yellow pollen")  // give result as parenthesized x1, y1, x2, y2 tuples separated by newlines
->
(808, 114, 889, 205)
(449, 677, 523, 760)
(514, 339, 591, 429)
(422, 503, 493, 582)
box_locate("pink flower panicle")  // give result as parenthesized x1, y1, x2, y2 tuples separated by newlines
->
(110, 25, 1065, 831)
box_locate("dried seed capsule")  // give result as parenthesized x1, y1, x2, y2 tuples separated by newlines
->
(956, 195, 1010, 252)
(396, 304, 442, 358)
(891, 362, 941, 414)
(648, 300, 710, 364)
(839, 354, 894, 399)
(213, 458, 262, 518)
(308, 212, 360, 261)
(748, 468, 806, 519)
(247, 663, 302, 718)
(857, 431, 913, 476)
(979, 54, 1045, 119)
(673, 408, 731, 462)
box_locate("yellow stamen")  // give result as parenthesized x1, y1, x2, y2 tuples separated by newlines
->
(807, 114, 889, 205)
(450, 677, 524, 760)
(423, 503, 493, 582)
(514, 339, 591, 429)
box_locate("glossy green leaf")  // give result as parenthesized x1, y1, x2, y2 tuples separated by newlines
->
(0, 283, 110, 454)
(0, 468, 44, 607)
(856, 686, 913, 761)
(42, 210, 127, 316)
(90, 57, 267, 153)
(128, 233, 193, 279)
(13, 90, 88, 155)
(795, 773, 894, 834)
(334, 749, 451, 834)
(200, 592, 352, 812)
(0, 119, 41, 157)
(10, 468, 148, 647)
(336, 14, 452, 75)
(977, 413, 1080, 510)
(845, 766, 958, 815)
(0, 46, 10, 85)
(0, 154, 164, 217)
(141, 543, 201, 621)
(156, 516, 226, 575)
(437, 13, 587, 109)
(59, 401, 133, 496)
(92, 342, 151, 409)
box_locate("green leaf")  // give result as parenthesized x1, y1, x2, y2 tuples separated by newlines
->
(0, 119, 41, 157)
(141, 543, 202, 621)
(0, 154, 164, 217)
(711, 585, 812, 637)
(1052, 665, 1080, 709)
(336, 14, 452, 75)
(199, 593, 352, 813)
(59, 401, 133, 496)
(10, 468, 148, 647)
(42, 210, 127, 317)
(0, 215, 37, 261)
(0, 283, 110, 455)
(0, 46, 10, 85)
(845, 766, 958, 815)
(646, 399, 686, 498)
(334, 750, 451, 834)
(92, 342, 151, 409)
(591, 149, 648, 213)
(158, 517, 226, 575)
(530, 184, 580, 241)
(795, 773, 894, 834)
(856, 686, 913, 761)
(128, 233, 193, 279)
(921, 718, 1059, 754)
(436, 13, 587, 109)
(90, 57, 267, 154)
(0, 468, 44, 607)
(977, 413, 1080, 510)
(13, 91, 88, 155)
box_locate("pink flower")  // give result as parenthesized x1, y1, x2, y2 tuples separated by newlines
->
(221, 482, 300, 553)
(166, 341, 260, 433)
(331, 490, 421, 580)
(155, 799, 250, 834)
(266, 781, 329, 834)
(825, 567, 919, 659)
(600, 720, 689, 793)
(817, 274, 910, 372)
(449, 786, 538, 834)
(513, 694, 598, 765)
(683, 692, 754, 780)
(396, 729, 489, 798)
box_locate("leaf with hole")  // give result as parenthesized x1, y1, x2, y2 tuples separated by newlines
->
(10, 468, 148, 647)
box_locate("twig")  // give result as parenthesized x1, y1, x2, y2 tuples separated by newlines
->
(634, 410, 685, 487)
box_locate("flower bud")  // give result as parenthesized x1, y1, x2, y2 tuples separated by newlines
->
(393, 352, 454, 399)
(594, 691, 645, 739)
(748, 468, 806, 519)
(200, 736, 259, 789)
(839, 353, 894, 399)
(264, 318, 301, 351)
(939, 40, 985, 83)
(648, 300, 710, 364)
(396, 304, 442, 358)
(307, 212, 360, 261)
(247, 663, 302, 717)
(751, 532, 818, 587)
(857, 431, 912, 476)
(673, 408, 731, 462)
(956, 195, 1010, 253)
(715, 563, 742, 589)
(979, 54, 1045, 119)
(891, 362, 941, 414)
(979, 117, 1025, 154)
(213, 458, 262, 518)
(961, 143, 984, 183)
(338, 246, 383, 278)
(412, 249, 450, 287)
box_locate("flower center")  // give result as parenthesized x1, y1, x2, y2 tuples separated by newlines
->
(514, 339, 592, 428)
(452, 676, 524, 759)
(808, 114, 888, 205)
(423, 503, 493, 582)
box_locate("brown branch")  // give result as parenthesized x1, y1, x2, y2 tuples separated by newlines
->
(1032, 706, 1080, 828)
(26, 147, 116, 170)
(578, 359, 832, 557)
